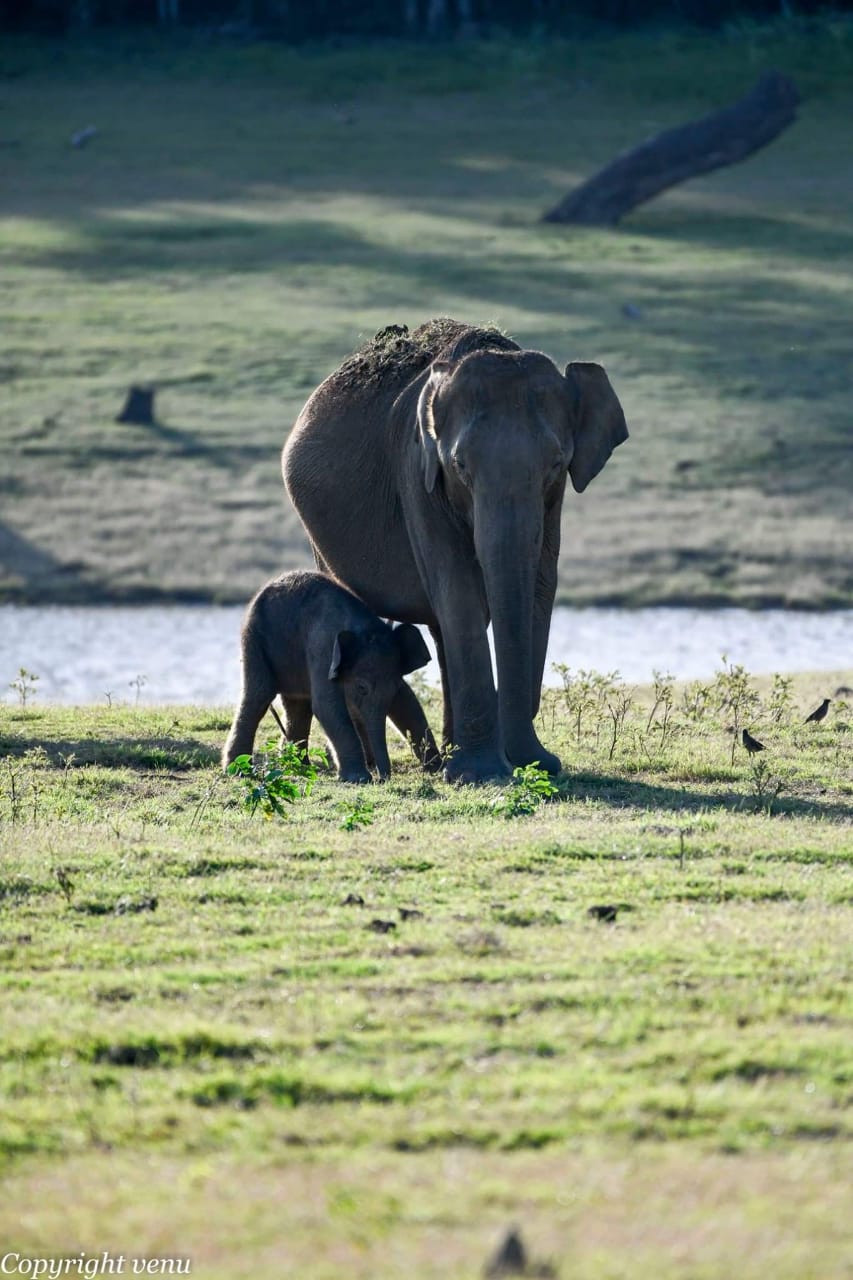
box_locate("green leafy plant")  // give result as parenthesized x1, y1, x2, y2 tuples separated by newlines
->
(339, 796, 375, 831)
(768, 673, 795, 724)
(647, 669, 675, 749)
(715, 656, 761, 765)
(2, 747, 49, 823)
(606, 681, 635, 761)
(746, 756, 789, 816)
(554, 665, 620, 747)
(494, 763, 560, 818)
(226, 740, 327, 820)
(9, 667, 39, 707)
(681, 679, 713, 723)
(54, 864, 76, 905)
(2, 757, 25, 823)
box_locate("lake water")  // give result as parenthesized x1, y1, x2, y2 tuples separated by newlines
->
(1, 605, 851, 706)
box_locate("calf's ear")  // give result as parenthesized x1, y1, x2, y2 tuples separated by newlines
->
(393, 623, 431, 675)
(564, 361, 628, 493)
(328, 630, 358, 681)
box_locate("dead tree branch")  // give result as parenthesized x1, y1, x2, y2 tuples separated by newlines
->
(542, 71, 799, 227)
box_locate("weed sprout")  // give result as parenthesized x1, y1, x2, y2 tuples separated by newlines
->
(9, 667, 39, 707)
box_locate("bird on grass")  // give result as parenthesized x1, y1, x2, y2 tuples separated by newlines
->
(742, 728, 766, 754)
(804, 698, 831, 724)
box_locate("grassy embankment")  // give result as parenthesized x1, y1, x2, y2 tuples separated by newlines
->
(1, 20, 852, 607)
(0, 665, 851, 1277)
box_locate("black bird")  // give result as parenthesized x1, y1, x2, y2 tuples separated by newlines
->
(588, 904, 620, 923)
(367, 918, 396, 934)
(804, 698, 831, 724)
(742, 728, 766, 754)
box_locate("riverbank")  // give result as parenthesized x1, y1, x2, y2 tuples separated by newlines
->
(0, 680, 850, 1276)
(2, 603, 853, 705)
(2, 23, 852, 609)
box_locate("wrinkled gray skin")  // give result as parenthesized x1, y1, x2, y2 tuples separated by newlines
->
(283, 320, 628, 783)
(222, 571, 438, 783)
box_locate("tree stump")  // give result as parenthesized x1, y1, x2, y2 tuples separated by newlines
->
(542, 71, 799, 227)
(116, 385, 156, 425)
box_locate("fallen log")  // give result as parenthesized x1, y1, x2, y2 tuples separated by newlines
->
(542, 71, 799, 227)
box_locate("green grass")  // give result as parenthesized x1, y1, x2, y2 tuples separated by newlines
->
(0, 665, 850, 1276)
(2, 21, 853, 605)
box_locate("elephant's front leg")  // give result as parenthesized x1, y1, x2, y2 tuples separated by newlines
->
(408, 513, 508, 783)
(433, 595, 508, 783)
(310, 679, 372, 784)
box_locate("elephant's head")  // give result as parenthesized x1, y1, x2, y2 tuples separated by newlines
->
(329, 622, 431, 778)
(415, 346, 627, 763)
(416, 348, 627, 501)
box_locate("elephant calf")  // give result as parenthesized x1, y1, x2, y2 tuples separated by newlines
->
(222, 570, 439, 783)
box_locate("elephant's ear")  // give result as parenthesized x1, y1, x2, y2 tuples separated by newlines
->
(416, 360, 454, 494)
(393, 623, 431, 676)
(328, 630, 358, 681)
(565, 362, 629, 493)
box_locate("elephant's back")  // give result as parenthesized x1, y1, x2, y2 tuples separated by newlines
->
(322, 318, 519, 406)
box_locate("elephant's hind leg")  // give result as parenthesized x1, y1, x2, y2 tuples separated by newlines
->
(387, 681, 441, 772)
(280, 697, 312, 754)
(222, 670, 277, 769)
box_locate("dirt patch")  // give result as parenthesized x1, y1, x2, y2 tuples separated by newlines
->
(335, 318, 519, 391)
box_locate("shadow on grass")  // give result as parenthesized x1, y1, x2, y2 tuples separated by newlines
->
(0, 520, 95, 597)
(14, 418, 272, 472)
(634, 206, 853, 258)
(0, 732, 218, 771)
(122, 416, 270, 470)
(562, 769, 852, 823)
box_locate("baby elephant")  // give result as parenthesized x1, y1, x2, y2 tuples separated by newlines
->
(222, 570, 438, 782)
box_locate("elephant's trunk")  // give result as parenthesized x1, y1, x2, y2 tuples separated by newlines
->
(475, 496, 552, 771)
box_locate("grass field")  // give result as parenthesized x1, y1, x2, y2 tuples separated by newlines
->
(0, 664, 851, 1277)
(1, 20, 852, 607)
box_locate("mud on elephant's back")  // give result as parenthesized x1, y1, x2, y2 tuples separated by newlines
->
(335, 318, 519, 394)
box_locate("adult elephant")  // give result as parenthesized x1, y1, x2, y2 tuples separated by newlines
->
(283, 319, 627, 783)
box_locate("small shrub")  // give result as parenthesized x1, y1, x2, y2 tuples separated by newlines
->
(768, 673, 795, 724)
(226, 740, 327, 819)
(715, 656, 761, 765)
(494, 763, 560, 818)
(8, 667, 39, 707)
(554, 665, 617, 745)
(746, 756, 790, 816)
(647, 669, 675, 749)
(340, 795, 375, 831)
(606, 680, 635, 760)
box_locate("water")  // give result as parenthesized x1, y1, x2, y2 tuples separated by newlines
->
(1, 604, 850, 706)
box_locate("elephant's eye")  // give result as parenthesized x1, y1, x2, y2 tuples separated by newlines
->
(355, 680, 370, 699)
